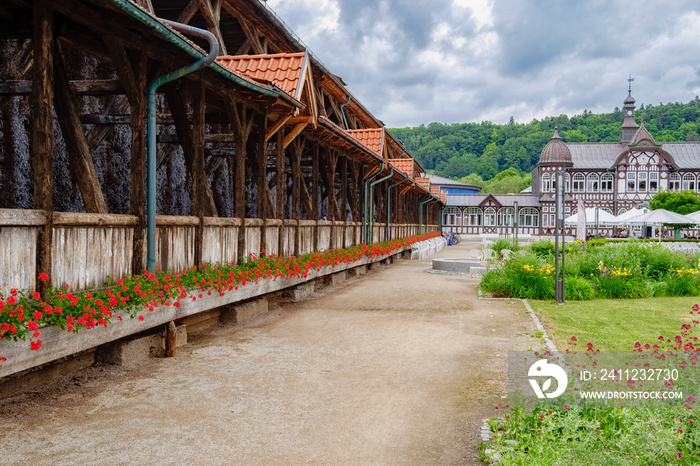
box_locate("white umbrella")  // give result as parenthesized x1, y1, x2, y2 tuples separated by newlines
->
(629, 208, 695, 242)
(615, 207, 649, 223)
(628, 209, 695, 225)
(684, 210, 700, 224)
(565, 208, 618, 225)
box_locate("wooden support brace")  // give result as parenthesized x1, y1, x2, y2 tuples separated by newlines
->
(53, 47, 108, 214)
(282, 122, 308, 149)
(265, 114, 291, 141)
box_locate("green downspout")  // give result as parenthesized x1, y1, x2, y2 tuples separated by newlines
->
(363, 162, 384, 244)
(386, 178, 410, 240)
(146, 20, 219, 272)
(368, 168, 394, 243)
(419, 197, 437, 234)
(438, 207, 446, 231)
(339, 96, 351, 129)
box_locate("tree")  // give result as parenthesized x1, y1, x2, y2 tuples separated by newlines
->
(650, 190, 700, 214)
(459, 173, 484, 188)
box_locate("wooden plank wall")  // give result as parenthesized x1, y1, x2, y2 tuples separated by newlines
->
(0, 209, 429, 292)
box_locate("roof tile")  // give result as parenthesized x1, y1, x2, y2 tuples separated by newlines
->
(216, 52, 306, 98)
(346, 128, 384, 157)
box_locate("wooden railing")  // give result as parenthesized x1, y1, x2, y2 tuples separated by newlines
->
(0, 209, 436, 292)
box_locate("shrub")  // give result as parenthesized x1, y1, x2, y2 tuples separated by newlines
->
(480, 268, 513, 298)
(491, 238, 520, 256)
(564, 276, 595, 300)
(596, 276, 650, 299)
(664, 268, 700, 296)
(529, 240, 554, 258)
(587, 238, 609, 248)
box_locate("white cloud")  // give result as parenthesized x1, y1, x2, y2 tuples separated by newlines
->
(264, 0, 700, 127)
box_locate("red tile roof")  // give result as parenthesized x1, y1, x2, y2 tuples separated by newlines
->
(416, 177, 430, 190)
(346, 128, 384, 157)
(440, 193, 446, 203)
(430, 186, 440, 196)
(216, 52, 307, 99)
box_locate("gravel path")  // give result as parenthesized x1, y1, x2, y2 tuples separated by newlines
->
(0, 241, 541, 465)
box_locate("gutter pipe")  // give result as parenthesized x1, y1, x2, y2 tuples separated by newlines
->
(146, 20, 218, 272)
(368, 168, 394, 243)
(419, 197, 438, 234)
(363, 162, 385, 244)
(109, 0, 277, 97)
(386, 177, 411, 240)
(339, 95, 351, 129)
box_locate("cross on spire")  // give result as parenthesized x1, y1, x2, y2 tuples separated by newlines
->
(628, 74, 635, 93)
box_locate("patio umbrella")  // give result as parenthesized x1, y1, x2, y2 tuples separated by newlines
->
(564, 208, 619, 225)
(684, 209, 700, 224)
(615, 207, 649, 223)
(629, 208, 695, 242)
(628, 208, 695, 225)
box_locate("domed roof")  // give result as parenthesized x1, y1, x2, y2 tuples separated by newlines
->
(539, 127, 572, 166)
(624, 91, 635, 105)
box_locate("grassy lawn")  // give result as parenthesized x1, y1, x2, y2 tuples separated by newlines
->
(530, 297, 700, 351)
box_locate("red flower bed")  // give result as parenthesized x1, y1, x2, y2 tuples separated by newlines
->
(0, 233, 440, 360)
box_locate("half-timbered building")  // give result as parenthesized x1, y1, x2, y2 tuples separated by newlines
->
(443, 87, 700, 237)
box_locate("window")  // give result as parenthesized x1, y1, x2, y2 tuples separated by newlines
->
(443, 207, 461, 226)
(638, 172, 647, 192)
(484, 208, 496, 226)
(550, 214, 555, 227)
(602, 208, 614, 215)
(465, 207, 482, 226)
(498, 207, 514, 226)
(565, 207, 570, 213)
(565, 174, 570, 193)
(543, 206, 549, 213)
(618, 208, 627, 216)
(519, 208, 539, 227)
(542, 173, 551, 193)
(649, 172, 658, 192)
(587, 173, 599, 192)
(627, 172, 636, 192)
(543, 213, 549, 227)
(601, 173, 614, 192)
(683, 173, 696, 191)
(573, 173, 585, 192)
(669, 173, 681, 191)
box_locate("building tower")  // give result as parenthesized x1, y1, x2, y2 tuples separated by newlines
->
(620, 76, 640, 143)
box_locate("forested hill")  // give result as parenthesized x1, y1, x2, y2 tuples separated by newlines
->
(389, 97, 700, 185)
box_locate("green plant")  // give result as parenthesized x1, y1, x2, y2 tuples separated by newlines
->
(564, 276, 595, 300)
(491, 237, 520, 256)
(528, 240, 554, 258)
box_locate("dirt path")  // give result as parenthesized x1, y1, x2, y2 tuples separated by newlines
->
(0, 240, 542, 465)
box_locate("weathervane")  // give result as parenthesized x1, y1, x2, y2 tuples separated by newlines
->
(628, 74, 635, 93)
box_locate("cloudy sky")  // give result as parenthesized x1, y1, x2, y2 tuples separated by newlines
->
(265, 0, 700, 128)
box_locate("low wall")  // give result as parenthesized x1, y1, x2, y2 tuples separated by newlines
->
(0, 248, 408, 379)
(0, 209, 438, 292)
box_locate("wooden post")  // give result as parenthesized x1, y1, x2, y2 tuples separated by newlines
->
(53, 47, 108, 214)
(191, 81, 206, 266)
(312, 144, 319, 251)
(32, 0, 54, 292)
(256, 114, 267, 253)
(290, 138, 302, 256)
(276, 129, 285, 256)
(165, 321, 177, 357)
(339, 155, 347, 248)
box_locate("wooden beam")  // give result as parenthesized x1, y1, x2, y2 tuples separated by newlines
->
(265, 113, 291, 141)
(53, 46, 108, 213)
(133, 0, 155, 15)
(282, 122, 308, 149)
(163, 86, 218, 217)
(275, 129, 285, 219)
(196, 0, 227, 55)
(340, 155, 348, 219)
(191, 81, 206, 265)
(224, 4, 264, 55)
(177, 0, 200, 23)
(32, 0, 54, 292)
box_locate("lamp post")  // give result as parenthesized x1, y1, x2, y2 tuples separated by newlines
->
(554, 171, 565, 304)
